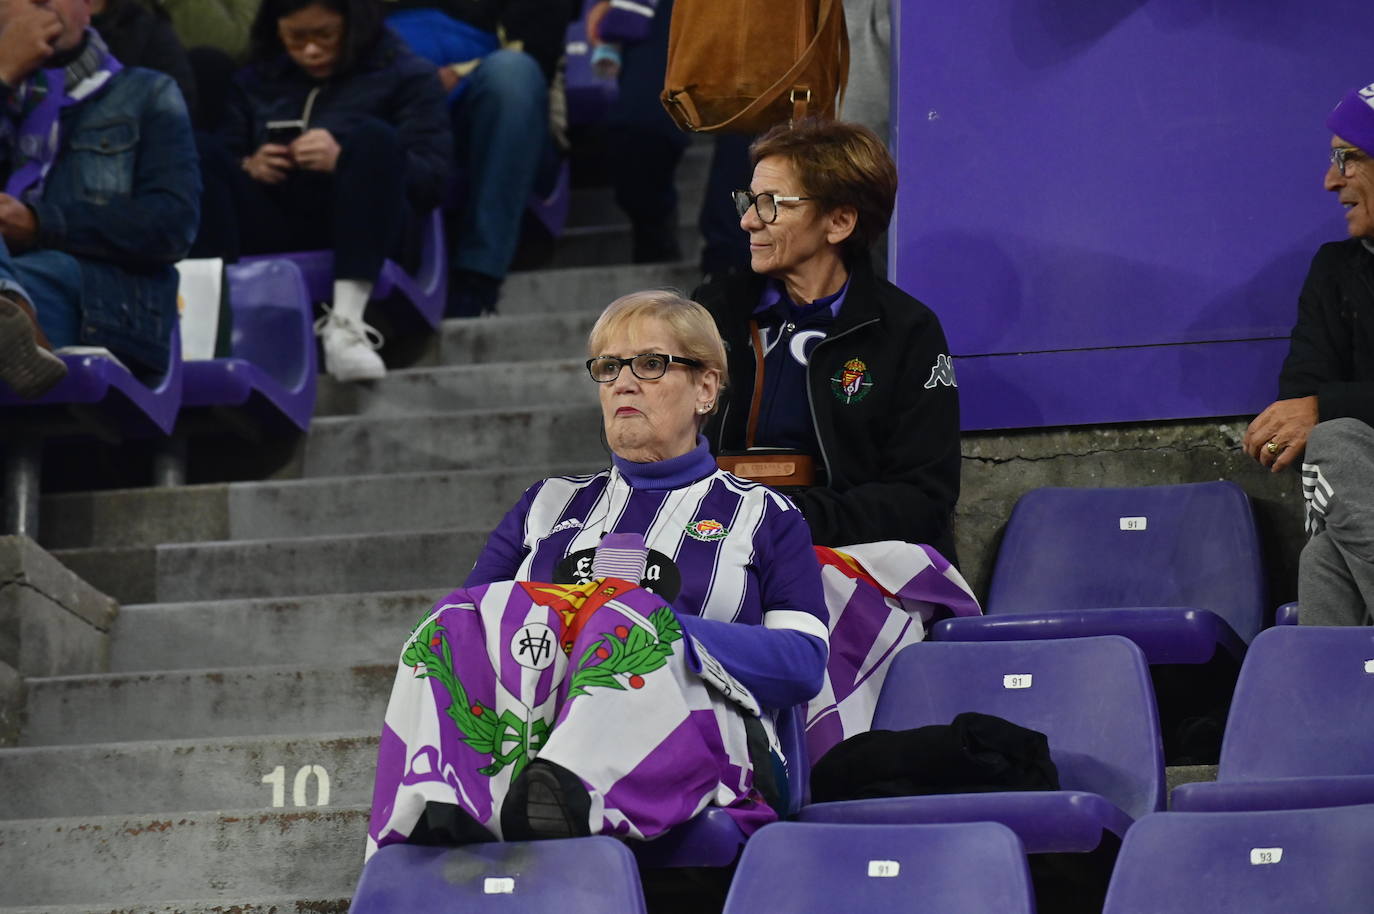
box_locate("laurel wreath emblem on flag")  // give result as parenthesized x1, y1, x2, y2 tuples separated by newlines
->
(404, 617, 549, 779)
(567, 606, 682, 699)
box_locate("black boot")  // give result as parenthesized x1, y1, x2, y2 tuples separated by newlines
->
(501, 758, 592, 841)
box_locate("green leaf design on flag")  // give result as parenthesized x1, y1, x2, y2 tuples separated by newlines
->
(567, 606, 683, 699)
(405, 616, 548, 780)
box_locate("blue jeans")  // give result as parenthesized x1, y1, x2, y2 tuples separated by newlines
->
(387, 10, 548, 282)
(450, 49, 548, 280)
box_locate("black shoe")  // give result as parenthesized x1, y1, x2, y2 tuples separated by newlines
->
(446, 269, 502, 318)
(501, 758, 592, 841)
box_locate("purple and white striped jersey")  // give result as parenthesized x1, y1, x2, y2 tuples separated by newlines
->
(467, 466, 829, 644)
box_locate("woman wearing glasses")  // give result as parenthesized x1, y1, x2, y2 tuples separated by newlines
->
(694, 119, 962, 561)
(368, 290, 827, 852)
(211, 0, 451, 382)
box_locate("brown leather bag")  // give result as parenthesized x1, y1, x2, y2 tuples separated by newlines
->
(660, 0, 849, 134)
(716, 321, 818, 487)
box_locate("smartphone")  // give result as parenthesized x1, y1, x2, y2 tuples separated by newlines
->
(265, 119, 305, 145)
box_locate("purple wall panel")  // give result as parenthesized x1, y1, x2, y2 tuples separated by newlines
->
(890, 1, 1374, 429)
(957, 339, 1290, 429)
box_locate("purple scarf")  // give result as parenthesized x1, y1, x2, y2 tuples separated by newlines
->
(2, 28, 122, 203)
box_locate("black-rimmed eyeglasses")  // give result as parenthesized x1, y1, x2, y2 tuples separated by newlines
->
(586, 353, 703, 383)
(1331, 145, 1366, 177)
(732, 189, 813, 223)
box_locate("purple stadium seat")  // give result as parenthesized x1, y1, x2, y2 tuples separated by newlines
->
(1172, 627, 1374, 813)
(797, 637, 1165, 855)
(241, 208, 448, 333)
(0, 328, 183, 537)
(349, 836, 647, 913)
(181, 259, 317, 434)
(1102, 805, 1374, 913)
(932, 482, 1266, 665)
(721, 821, 1034, 914)
(631, 703, 810, 868)
(1275, 601, 1299, 626)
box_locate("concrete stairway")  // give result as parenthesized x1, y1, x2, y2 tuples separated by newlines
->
(0, 210, 702, 906)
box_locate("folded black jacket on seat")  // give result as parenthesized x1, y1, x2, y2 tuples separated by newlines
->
(810, 711, 1061, 804)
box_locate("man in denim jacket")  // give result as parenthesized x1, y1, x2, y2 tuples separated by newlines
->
(0, 0, 198, 398)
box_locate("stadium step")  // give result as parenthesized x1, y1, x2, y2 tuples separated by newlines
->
(41, 463, 601, 550)
(499, 261, 700, 316)
(108, 590, 428, 672)
(0, 731, 378, 819)
(0, 807, 368, 909)
(546, 222, 701, 271)
(50, 528, 492, 605)
(21, 663, 393, 747)
(293, 403, 604, 478)
(314, 357, 592, 417)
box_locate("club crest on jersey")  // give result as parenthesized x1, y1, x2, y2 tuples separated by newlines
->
(831, 358, 873, 404)
(685, 518, 729, 542)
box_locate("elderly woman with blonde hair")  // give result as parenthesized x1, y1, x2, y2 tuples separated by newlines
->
(366, 290, 828, 853)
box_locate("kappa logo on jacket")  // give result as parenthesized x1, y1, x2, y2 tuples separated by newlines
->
(923, 353, 957, 389)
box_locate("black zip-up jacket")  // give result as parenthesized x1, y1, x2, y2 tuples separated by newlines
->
(695, 261, 962, 559)
(1278, 238, 1374, 428)
(220, 31, 451, 213)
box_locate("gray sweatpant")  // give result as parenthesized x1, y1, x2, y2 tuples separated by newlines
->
(1299, 418, 1374, 626)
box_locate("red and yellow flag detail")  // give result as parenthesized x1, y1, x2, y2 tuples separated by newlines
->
(813, 545, 894, 599)
(518, 579, 637, 653)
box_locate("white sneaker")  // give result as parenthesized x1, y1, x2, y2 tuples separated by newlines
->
(315, 307, 386, 383)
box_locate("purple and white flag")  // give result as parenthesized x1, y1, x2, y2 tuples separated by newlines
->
(365, 578, 775, 859)
(804, 542, 981, 761)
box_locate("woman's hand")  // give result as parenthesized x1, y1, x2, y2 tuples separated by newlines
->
(242, 143, 293, 184)
(290, 128, 342, 173)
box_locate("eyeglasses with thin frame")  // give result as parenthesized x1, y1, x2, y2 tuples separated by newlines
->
(586, 353, 703, 383)
(1331, 145, 1366, 177)
(732, 189, 814, 224)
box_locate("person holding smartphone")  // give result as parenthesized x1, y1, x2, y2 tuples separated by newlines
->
(213, 0, 451, 382)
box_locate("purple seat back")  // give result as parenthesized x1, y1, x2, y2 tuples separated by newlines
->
(225, 259, 316, 393)
(240, 208, 447, 332)
(722, 821, 1033, 914)
(874, 637, 1164, 821)
(1218, 626, 1374, 779)
(1103, 806, 1374, 914)
(179, 259, 318, 432)
(987, 481, 1266, 644)
(0, 326, 183, 436)
(350, 837, 646, 913)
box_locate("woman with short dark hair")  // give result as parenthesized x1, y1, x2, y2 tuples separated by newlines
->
(695, 118, 962, 559)
(213, 0, 451, 381)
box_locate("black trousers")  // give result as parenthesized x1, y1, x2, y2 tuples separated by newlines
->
(195, 117, 410, 283)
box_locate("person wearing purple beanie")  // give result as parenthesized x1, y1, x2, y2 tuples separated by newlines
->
(1242, 83, 1374, 626)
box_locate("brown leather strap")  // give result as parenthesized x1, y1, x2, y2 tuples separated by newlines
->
(745, 320, 765, 449)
